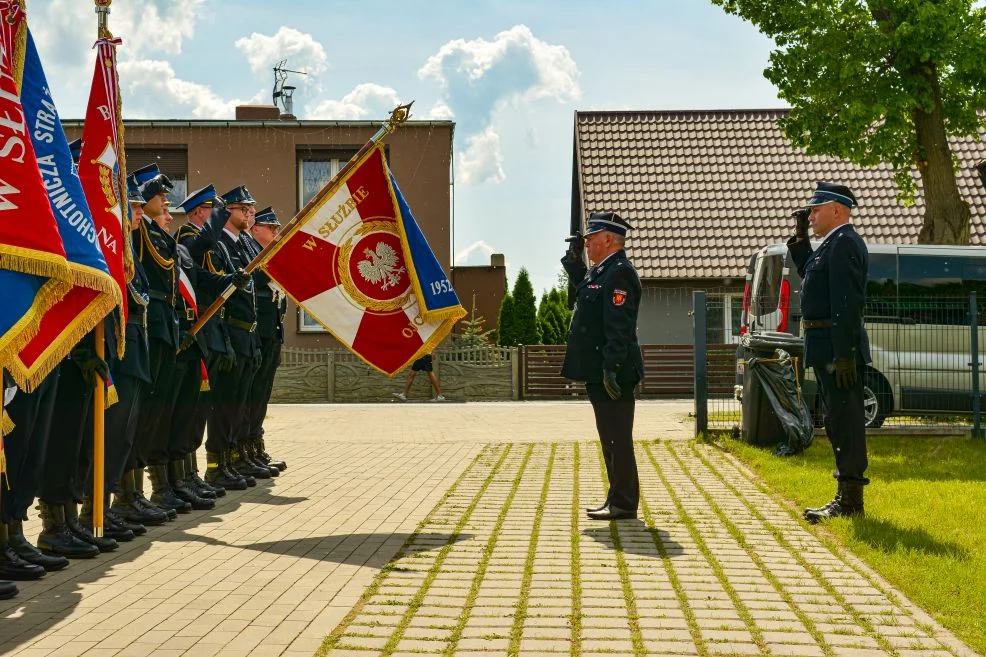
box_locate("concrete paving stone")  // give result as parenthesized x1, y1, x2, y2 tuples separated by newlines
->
(4, 405, 978, 657)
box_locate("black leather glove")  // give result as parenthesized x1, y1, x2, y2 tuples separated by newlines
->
(834, 357, 858, 389)
(70, 346, 109, 387)
(602, 369, 622, 400)
(793, 207, 810, 241)
(178, 330, 196, 353)
(217, 340, 237, 373)
(232, 269, 251, 290)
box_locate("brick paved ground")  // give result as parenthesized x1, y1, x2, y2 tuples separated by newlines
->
(0, 401, 977, 657)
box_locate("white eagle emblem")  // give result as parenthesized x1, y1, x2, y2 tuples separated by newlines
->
(357, 242, 405, 290)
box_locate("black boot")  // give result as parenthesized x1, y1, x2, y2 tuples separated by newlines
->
(106, 507, 146, 537)
(5, 520, 69, 571)
(0, 580, 16, 600)
(805, 482, 865, 523)
(80, 495, 134, 542)
(64, 502, 119, 552)
(231, 448, 270, 480)
(168, 460, 215, 510)
(803, 483, 842, 519)
(184, 454, 221, 498)
(204, 451, 248, 491)
(0, 524, 46, 580)
(111, 469, 168, 526)
(134, 468, 177, 520)
(245, 440, 278, 477)
(258, 437, 286, 471)
(224, 450, 255, 487)
(148, 464, 192, 514)
(36, 502, 99, 559)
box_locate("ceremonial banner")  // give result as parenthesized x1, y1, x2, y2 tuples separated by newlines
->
(10, 29, 120, 388)
(0, 2, 71, 370)
(264, 145, 465, 375)
(177, 267, 210, 392)
(77, 34, 131, 353)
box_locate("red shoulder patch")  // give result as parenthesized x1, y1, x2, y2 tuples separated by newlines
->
(612, 289, 627, 306)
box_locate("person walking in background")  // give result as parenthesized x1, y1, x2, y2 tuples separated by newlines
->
(393, 353, 445, 402)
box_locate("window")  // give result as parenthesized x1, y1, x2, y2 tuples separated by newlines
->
(706, 293, 744, 344)
(126, 148, 187, 210)
(865, 253, 898, 321)
(296, 151, 353, 331)
(899, 254, 968, 325)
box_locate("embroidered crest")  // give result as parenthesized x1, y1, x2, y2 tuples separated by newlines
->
(588, 283, 602, 289)
(612, 289, 627, 306)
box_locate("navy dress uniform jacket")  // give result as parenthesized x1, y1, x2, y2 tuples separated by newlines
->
(242, 234, 286, 343)
(108, 244, 152, 383)
(561, 249, 644, 384)
(787, 225, 871, 369)
(211, 230, 260, 358)
(136, 219, 180, 348)
(176, 217, 230, 355)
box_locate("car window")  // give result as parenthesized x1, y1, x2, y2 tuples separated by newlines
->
(866, 253, 897, 321)
(751, 254, 783, 316)
(899, 254, 967, 325)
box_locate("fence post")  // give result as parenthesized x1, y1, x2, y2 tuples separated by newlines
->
(693, 291, 708, 438)
(972, 292, 983, 439)
(326, 350, 335, 403)
(511, 346, 521, 401)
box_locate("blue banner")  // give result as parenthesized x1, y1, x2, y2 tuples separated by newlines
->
(390, 172, 463, 319)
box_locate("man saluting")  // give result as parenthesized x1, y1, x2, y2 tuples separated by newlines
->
(561, 211, 644, 521)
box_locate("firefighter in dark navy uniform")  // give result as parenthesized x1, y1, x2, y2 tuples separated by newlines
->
(787, 181, 871, 522)
(202, 185, 271, 486)
(244, 207, 288, 472)
(561, 211, 644, 521)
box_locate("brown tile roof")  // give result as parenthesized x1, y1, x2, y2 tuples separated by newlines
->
(573, 109, 986, 280)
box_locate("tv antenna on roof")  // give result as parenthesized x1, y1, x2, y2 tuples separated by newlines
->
(273, 60, 307, 117)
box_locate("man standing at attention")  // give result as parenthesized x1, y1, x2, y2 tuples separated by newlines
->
(788, 182, 870, 522)
(561, 211, 644, 521)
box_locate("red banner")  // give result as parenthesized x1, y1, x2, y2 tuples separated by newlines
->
(0, 2, 71, 371)
(78, 37, 132, 354)
(264, 146, 464, 376)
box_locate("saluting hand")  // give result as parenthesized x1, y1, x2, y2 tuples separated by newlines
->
(792, 207, 810, 241)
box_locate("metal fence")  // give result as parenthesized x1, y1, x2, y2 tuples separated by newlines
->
(695, 290, 985, 437)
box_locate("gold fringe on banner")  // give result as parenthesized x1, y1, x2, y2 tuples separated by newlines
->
(7, 263, 121, 392)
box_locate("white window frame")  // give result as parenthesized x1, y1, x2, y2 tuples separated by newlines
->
(296, 155, 349, 333)
(724, 293, 743, 344)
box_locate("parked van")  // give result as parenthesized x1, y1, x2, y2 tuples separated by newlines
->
(745, 242, 986, 427)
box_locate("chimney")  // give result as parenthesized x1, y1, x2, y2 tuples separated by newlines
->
(235, 104, 281, 121)
(490, 253, 505, 268)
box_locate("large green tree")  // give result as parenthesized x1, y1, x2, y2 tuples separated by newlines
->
(537, 288, 573, 344)
(711, 0, 986, 243)
(497, 292, 517, 346)
(511, 268, 542, 346)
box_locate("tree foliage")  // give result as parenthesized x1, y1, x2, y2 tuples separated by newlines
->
(537, 288, 573, 345)
(456, 294, 495, 348)
(711, 0, 986, 243)
(496, 291, 516, 346)
(510, 268, 541, 346)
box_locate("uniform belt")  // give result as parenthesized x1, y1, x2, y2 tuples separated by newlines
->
(801, 319, 833, 330)
(184, 307, 195, 322)
(227, 317, 257, 332)
(148, 289, 175, 305)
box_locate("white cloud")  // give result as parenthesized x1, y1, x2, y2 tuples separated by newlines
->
(306, 83, 402, 120)
(418, 25, 580, 185)
(455, 240, 500, 266)
(117, 59, 250, 119)
(457, 128, 504, 186)
(235, 26, 328, 79)
(420, 100, 454, 120)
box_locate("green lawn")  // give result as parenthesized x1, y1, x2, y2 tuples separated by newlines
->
(716, 433, 986, 655)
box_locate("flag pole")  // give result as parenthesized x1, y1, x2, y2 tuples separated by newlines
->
(91, 0, 112, 539)
(184, 101, 414, 338)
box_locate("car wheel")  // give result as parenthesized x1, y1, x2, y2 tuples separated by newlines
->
(863, 368, 893, 429)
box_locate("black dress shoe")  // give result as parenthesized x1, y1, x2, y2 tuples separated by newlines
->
(585, 501, 609, 513)
(586, 505, 637, 520)
(0, 580, 17, 600)
(0, 547, 46, 580)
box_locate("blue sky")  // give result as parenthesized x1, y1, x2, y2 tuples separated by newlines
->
(33, 0, 782, 294)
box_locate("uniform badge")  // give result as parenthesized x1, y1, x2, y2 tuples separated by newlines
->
(612, 289, 627, 306)
(588, 284, 602, 289)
